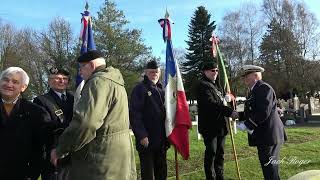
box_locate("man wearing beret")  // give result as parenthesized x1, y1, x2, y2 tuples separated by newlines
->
(129, 60, 168, 180)
(237, 65, 286, 180)
(50, 50, 136, 180)
(196, 61, 238, 180)
(33, 67, 74, 180)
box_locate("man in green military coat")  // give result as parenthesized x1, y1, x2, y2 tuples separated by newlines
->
(51, 50, 136, 180)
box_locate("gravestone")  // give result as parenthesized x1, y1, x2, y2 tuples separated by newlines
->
(309, 97, 320, 115)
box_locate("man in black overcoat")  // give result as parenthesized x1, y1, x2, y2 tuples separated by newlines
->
(196, 61, 238, 180)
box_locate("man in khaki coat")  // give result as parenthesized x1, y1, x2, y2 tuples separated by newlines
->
(51, 50, 136, 180)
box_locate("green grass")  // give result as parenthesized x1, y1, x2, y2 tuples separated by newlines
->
(133, 125, 320, 180)
(38, 125, 320, 180)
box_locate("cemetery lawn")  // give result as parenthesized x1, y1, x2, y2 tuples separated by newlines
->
(38, 125, 320, 180)
(157, 125, 320, 180)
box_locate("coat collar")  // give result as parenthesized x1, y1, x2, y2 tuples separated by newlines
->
(92, 65, 106, 75)
(251, 80, 264, 92)
(201, 74, 217, 84)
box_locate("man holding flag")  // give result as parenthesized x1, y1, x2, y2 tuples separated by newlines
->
(196, 61, 238, 180)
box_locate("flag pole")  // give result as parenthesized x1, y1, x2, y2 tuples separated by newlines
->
(175, 148, 179, 180)
(212, 35, 241, 179)
(159, 9, 191, 180)
(227, 118, 241, 180)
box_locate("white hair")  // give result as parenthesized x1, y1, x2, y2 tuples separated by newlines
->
(92, 57, 106, 66)
(254, 72, 262, 80)
(0, 67, 30, 86)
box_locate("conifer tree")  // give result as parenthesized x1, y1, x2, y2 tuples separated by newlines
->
(182, 6, 216, 100)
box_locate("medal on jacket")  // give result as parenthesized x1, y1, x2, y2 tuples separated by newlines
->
(147, 91, 152, 96)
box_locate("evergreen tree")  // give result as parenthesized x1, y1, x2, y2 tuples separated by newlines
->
(93, 0, 153, 71)
(93, 0, 157, 95)
(182, 6, 216, 100)
(259, 19, 302, 96)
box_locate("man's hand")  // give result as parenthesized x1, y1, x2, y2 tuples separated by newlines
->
(230, 111, 239, 119)
(50, 149, 58, 167)
(140, 137, 149, 148)
(236, 122, 254, 134)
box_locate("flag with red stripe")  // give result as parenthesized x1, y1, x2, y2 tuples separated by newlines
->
(159, 16, 191, 160)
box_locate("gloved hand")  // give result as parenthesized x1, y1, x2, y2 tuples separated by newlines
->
(224, 94, 232, 102)
(236, 122, 254, 134)
(230, 111, 239, 119)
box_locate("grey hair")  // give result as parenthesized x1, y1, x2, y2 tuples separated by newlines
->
(253, 72, 262, 80)
(92, 57, 106, 66)
(0, 67, 30, 86)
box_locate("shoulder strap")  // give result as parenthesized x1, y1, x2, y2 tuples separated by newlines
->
(37, 94, 65, 123)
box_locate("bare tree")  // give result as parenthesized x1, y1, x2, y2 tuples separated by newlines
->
(39, 17, 75, 71)
(241, 3, 265, 64)
(294, 2, 319, 59)
(219, 10, 247, 71)
(14, 28, 48, 97)
(0, 23, 17, 70)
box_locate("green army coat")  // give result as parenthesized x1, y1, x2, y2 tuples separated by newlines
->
(56, 66, 136, 180)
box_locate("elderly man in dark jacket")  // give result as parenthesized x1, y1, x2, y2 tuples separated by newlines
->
(196, 61, 238, 180)
(0, 67, 50, 180)
(129, 60, 168, 180)
(237, 65, 286, 180)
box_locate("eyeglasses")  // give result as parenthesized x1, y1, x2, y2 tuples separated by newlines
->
(50, 77, 69, 81)
(210, 69, 219, 73)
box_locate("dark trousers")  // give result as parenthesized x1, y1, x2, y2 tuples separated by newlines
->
(138, 149, 167, 180)
(41, 160, 70, 180)
(257, 144, 281, 180)
(203, 135, 226, 180)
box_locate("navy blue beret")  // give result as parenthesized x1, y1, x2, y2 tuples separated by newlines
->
(146, 60, 159, 69)
(77, 50, 103, 63)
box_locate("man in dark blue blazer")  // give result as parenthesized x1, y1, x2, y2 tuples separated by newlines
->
(237, 65, 287, 180)
(33, 67, 74, 180)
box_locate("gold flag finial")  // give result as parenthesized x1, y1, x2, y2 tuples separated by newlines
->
(165, 8, 169, 19)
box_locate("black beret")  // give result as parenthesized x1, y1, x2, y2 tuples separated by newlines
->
(49, 67, 70, 76)
(77, 50, 103, 63)
(146, 60, 159, 69)
(202, 61, 218, 70)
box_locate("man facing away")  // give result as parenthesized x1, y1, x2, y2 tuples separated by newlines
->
(237, 65, 287, 180)
(196, 61, 238, 180)
(129, 60, 168, 180)
(51, 50, 136, 180)
(33, 67, 74, 180)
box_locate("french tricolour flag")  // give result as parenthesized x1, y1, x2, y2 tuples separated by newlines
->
(161, 19, 191, 160)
